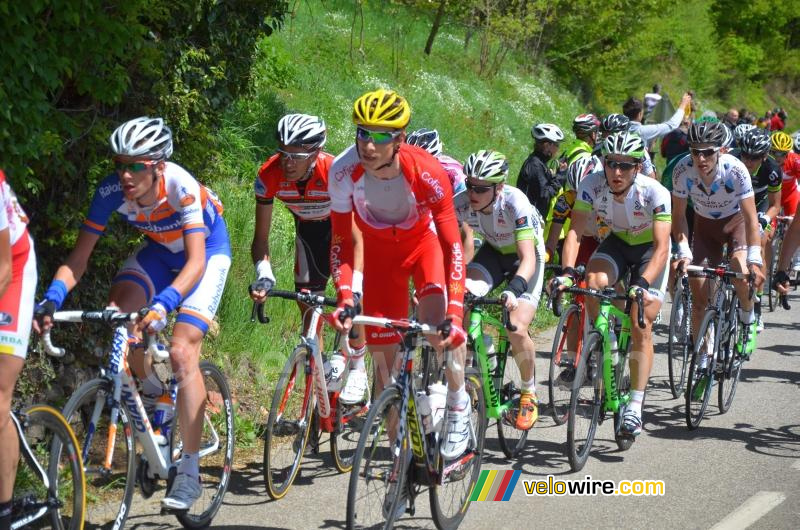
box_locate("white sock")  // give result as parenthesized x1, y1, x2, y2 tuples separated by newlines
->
(177, 451, 199, 479)
(520, 377, 536, 393)
(738, 308, 755, 325)
(446, 385, 469, 409)
(629, 390, 645, 416)
(349, 345, 367, 371)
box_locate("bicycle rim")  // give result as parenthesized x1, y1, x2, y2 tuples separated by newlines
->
(686, 312, 716, 430)
(567, 332, 603, 472)
(496, 350, 528, 459)
(549, 304, 580, 425)
(718, 317, 742, 413)
(333, 355, 374, 473)
(430, 372, 486, 530)
(174, 361, 235, 528)
(346, 386, 404, 530)
(667, 285, 691, 398)
(613, 348, 634, 451)
(61, 378, 135, 529)
(263, 346, 313, 500)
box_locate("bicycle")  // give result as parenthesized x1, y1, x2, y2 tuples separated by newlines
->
(345, 316, 485, 530)
(464, 292, 527, 459)
(766, 215, 793, 312)
(776, 277, 800, 310)
(685, 266, 754, 429)
(9, 403, 85, 529)
(667, 262, 693, 398)
(44, 309, 234, 529)
(552, 286, 645, 472)
(253, 289, 371, 500)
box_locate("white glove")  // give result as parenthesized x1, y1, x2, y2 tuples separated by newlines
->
(141, 303, 168, 333)
(501, 291, 518, 310)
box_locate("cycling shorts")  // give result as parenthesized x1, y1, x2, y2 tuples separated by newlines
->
(592, 233, 668, 301)
(467, 243, 544, 307)
(576, 236, 600, 267)
(691, 213, 746, 267)
(0, 234, 36, 359)
(781, 185, 799, 217)
(114, 217, 231, 335)
(362, 230, 446, 345)
(294, 218, 331, 293)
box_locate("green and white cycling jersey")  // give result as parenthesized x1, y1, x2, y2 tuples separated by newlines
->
(574, 171, 672, 245)
(454, 185, 544, 255)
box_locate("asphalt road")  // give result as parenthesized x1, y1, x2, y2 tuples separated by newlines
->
(123, 291, 799, 529)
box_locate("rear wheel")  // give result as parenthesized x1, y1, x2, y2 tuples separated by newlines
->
(613, 346, 635, 451)
(567, 332, 603, 472)
(718, 313, 742, 413)
(332, 355, 373, 473)
(549, 303, 581, 425)
(667, 281, 692, 398)
(686, 311, 716, 430)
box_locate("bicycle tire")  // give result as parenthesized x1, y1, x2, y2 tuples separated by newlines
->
(496, 349, 528, 459)
(263, 345, 313, 500)
(685, 311, 716, 430)
(61, 377, 135, 529)
(567, 331, 603, 472)
(173, 360, 235, 528)
(430, 370, 485, 530)
(767, 237, 780, 312)
(16, 404, 86, 530)
(718, 313, 742, 413)
(548, 303, 580, 425)
(346, 385, 404, 530)
(667, 280, 692, 398)
(332, 355, 373, 473)
(613, 346, 635, 452)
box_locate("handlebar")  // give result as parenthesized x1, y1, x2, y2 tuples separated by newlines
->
(250, 288, 338, 325)
(552, 286, 646, 329)
(464, 293, 516, 332)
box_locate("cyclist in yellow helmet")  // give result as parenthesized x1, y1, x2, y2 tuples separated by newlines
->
(771, 131, 800, 218)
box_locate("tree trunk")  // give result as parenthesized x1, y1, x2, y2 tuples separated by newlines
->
(424, 0, 448, 55)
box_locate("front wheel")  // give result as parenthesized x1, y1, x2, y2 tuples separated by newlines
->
(549, 303, 581, 425)
(332, 355, 373, 473)
(567, 332, 603, 472)
(613, 347, 635, 452)
(496, 351, 528, 459)
(685, 311, 716, 430)
(718, 314, 742, 413)
(667, 281, 692, 398)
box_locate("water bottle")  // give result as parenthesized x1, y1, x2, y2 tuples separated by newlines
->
(152, 392, 175, 446)
(482, 334, 498, 371)
(416, 391, 434, 434)
(428, 383, 448, 432)
(609, 328, 619, 367)
(324, 353, 346, 392)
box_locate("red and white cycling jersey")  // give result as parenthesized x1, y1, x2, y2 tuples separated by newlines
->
(329, 144, 465, 318)
(437, 153, 466, 196)
(255, 152, 334, 220)
(83, 162, 224, 253)
(0, 169, 30, 248)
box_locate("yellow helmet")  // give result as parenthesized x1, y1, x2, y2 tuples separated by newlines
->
(771, 131, 793, 153)
(352, 89, 411, 129)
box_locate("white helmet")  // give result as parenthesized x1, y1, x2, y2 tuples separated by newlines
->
(406, 128, 443, 156)
(793, 130, 800, 154)
(276, 113, 327, 149)
(566, 155, 596, 192)
(463, 150, 508, 183)
(733, 123, 756, 144)
(110, 117, 173, 159)
(721, 124, 733, 148)
(531, 123, 564, 143)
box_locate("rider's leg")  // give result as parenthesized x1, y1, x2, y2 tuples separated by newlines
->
(0, 356, 23, 505)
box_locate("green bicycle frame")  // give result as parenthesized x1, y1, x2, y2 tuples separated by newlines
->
(593, 298, 633, 414)
(467, 307, 511, 419)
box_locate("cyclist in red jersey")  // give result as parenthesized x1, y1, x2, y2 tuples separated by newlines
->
(771, 132, 800, 216)
(329, 89, 470, 460)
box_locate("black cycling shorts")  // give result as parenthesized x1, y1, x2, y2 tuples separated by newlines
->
(592, 233, 668, 301)
(295, 218, 331, 293)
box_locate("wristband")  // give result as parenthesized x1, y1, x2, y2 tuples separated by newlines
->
(153, 286, 182, 314)
(507, 275, 529, 297)
(44, 280, 68, 310)
(256, 260, 275, 281)
(746, 245, 763, 266)
(352, 269, 363, 294)
(632, 276, 650, 291)
(677, 240, 692, 260)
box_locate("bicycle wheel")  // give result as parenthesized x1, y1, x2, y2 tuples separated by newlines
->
(549, 303, 580, 425)
(346, 385, 405, 530)
(685, 311, 716, 430)
(171, 360, 235, 528)
(667, 282, 692, 398)
(567, 331, 603, 472)
(61, 377, 136, 528)
(718, 314, 742, 413)
(14, 405, 85, 530)
(430, 371, 486, 530)
(767, 237, 780, 312)
(613, 348, 635, 451)
(496, 350, 528, 459)
(333, 355, 374, 473)
(263, 345, 313, 500)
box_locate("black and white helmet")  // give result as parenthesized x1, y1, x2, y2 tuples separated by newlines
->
(688, 120, 727, 147)
(406, 128, 443, 156)
(733, 123, 756, 144)
(721, 124, 733, 148)
(463, 150, 508, 183)
(110, 117, 173, 159)
(531, 123, 565, 143)
(740, 128, 771, 156)
(566, 156, 596, 191)
(793, 131, 800, 154)
(602, 131, 645, 159)
(573, 114, 600, 134)
(276, 113, 327, 149)
(600, 113, 630, 134)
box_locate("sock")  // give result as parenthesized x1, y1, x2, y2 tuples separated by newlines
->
(520, 377, 536, 394)
(629, 390, 645, 415)
(349, 344, 367, 371)
(446, 385, 469, 409)
(177, 451, 199, 479)
(142, 376, 165, 397)
(738, 307, 755, 325)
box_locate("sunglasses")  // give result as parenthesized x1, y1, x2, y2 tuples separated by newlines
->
(277, 149, 316, 161)
(466, 182, 495, 194)
(605, 159, 638, 171)
(741, 152, 765, 160)
(770, 150, 788, 158)
(356, 127, 401, 144)
(114, 161, 153, 173)
(689, 147, 720, 158)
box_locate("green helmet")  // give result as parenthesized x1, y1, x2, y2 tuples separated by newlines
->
(464, 150, 508, 183)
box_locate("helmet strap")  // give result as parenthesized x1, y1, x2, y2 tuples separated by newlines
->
(374, 144, 400, 171)
(477, 185, 499, 213)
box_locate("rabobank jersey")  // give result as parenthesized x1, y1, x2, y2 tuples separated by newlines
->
(0, 170, 30, 247)
(672, 153, 754, 219)
(82, 162, 224, 253)
(255, 152, 333, 221)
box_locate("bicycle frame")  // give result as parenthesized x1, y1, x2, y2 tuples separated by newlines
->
(10, 412, 52, 528)
(593, 299, 634, 415)
(466, 307, 511, 419)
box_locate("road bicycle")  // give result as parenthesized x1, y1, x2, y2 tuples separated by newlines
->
(552, 287, 645, 472)
(8, 402, 85, 529)
(44, 309, 234, 529)
(253, 290, 371, 500)
(685, 266, 754, 429)
(766, 215, 794, 311)
(345, 316, 485, 530)
(667, 262, 693, 398)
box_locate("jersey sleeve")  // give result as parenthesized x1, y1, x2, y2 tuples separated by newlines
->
(573, 173, 597, 213)
(728, 159, 754, 200)
(767, 163, 782, 193)
(651, 182, 672, 222)
(0, 178, 9, 232)
(255, 156, 280, 205)
(82, 173, 123, 235)
(506, 190, 537, 242)
(671, 159, 689, 199)
(168, 166, 207, 235)
(329, 146, 358, 214)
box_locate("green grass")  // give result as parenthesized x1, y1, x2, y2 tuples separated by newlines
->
(206, 0, 583, 375)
